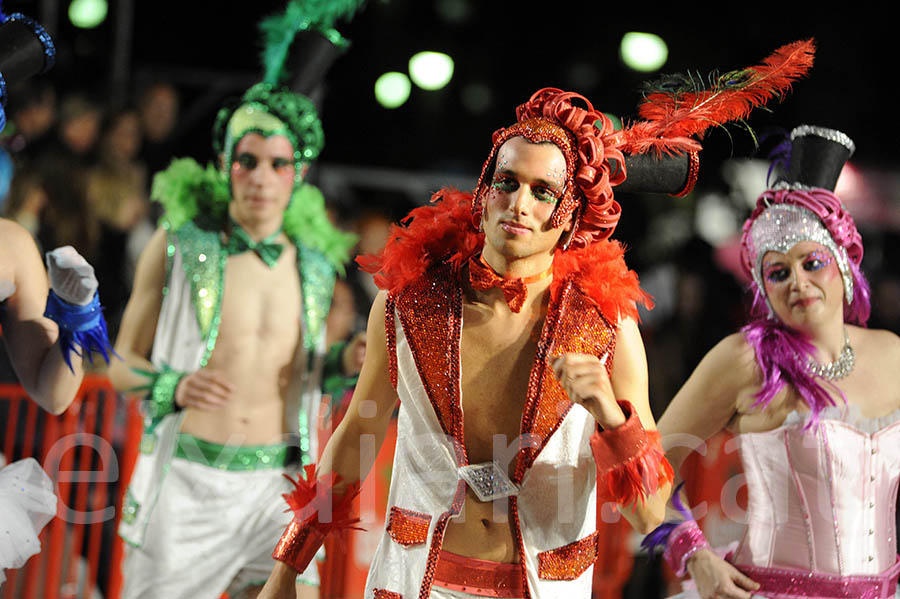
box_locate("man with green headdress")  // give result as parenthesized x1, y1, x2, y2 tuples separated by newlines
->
(108, 80, 356, 599)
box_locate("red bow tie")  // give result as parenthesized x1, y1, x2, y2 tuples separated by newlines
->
(468, 255, 552, 313)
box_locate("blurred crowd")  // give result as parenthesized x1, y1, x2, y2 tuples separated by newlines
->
(0, 79, 400, 355)
(4, 76, 900, 416)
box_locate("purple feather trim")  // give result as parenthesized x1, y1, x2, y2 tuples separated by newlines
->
(671, 481, 693, 520)
(641, 520, 681, 554)
(742, 313, 841, 429)
(641, 481, 689, 554)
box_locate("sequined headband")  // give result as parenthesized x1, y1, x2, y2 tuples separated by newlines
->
(747, 201, 854, 304)
(222, 102, 304, 188)
(472, 117, 580, 227)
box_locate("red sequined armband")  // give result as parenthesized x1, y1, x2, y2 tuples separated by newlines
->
(590, 400, 674, 505)
(272, 464, 363, 573)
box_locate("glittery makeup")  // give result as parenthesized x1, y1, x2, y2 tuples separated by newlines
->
(806, 249, 833, 270)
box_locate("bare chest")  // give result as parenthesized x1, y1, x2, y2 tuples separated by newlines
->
(459, 307, 545, 463)
(216, 250, 302, 347)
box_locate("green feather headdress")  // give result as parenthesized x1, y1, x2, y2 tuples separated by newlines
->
(259, 0, 366, 87)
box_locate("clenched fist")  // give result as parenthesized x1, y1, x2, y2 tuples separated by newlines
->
(46, 246, 98, 306)
(552, 353, 625, 429)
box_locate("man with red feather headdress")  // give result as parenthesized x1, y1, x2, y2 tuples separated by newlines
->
(260, 40, 815, 599)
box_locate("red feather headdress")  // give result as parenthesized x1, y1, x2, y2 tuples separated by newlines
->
(621, 39, 816, 156)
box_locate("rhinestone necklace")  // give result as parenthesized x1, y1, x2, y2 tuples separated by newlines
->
(806, 329, 855, 381)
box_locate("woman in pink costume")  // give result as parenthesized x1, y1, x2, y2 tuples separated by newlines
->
(651, 125, 900, 599)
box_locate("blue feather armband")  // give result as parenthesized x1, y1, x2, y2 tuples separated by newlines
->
(44, 289, 113, 372)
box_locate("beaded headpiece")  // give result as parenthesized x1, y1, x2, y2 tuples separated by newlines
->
(212, 84, 324, 190)
(472, 88, 627, 249)
(741, 126, 860, 306)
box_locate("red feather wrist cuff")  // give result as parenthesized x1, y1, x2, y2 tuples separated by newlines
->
(271, 464, 363, 573)
(591, 400, 674, 505)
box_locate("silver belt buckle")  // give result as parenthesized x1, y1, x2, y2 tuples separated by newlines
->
(457, 461, 518, 502)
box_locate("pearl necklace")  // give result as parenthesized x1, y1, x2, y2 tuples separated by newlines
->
(807, 330, 855, 381)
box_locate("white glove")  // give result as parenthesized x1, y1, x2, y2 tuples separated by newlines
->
(0, 279, 15, 303)
(46, 246, 98, 306)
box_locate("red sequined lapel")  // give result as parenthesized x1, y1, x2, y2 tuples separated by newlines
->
(514, 280, 616, 482)
(394, 264, 467, 464)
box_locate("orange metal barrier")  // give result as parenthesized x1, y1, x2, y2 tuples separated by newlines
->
(1, 374, 143, 599)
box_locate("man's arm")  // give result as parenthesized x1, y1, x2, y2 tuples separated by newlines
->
(317, 290, 398, 486)
(260, 290, 398, 598)
(553, 316, 672, 533)
(606, 316, 671, 533)
(0, 219, 83, 414)
(106, 227, 167, 391)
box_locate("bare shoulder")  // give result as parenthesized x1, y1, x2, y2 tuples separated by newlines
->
(852, 325, 900, 365)
(0, 218, 47, 316)
(132, 227, 169, 287)
(707, 331, 757, 376)
(0, 219, 39, 262)
(658, 331, 756, 439)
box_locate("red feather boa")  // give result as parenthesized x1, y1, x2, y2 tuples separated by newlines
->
(357, 188, 652, 324)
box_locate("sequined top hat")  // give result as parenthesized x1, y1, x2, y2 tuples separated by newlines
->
(741, 125, 861, 306)
(0, 10, 56, 131)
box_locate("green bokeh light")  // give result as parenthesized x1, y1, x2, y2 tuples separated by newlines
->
(69, 0, 108, 29)
(408, 51, 455, 91)
(374, 72, 412, 109)
(620, 32, 668, 72)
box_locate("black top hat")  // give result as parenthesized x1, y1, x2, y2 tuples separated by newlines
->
(0, 12, 55, 130)
(782, 125, 855, 191)
(616, 151, 697, 196)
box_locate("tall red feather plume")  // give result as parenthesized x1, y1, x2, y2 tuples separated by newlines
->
(621, 39, 815, 156)
(357, 189, 652, 325)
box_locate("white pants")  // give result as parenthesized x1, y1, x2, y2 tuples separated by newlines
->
(121, 456, 319, 599)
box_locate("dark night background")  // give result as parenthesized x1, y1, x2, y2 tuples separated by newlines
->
(16, 2, 895, 181)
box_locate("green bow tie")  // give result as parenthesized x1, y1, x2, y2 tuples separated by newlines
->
(225, 224, 284, 268)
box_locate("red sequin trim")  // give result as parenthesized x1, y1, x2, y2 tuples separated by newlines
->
(418, 481, 468, 599)
(671, 151, 700, 198)
(515, 281, 616, 479)
(373, 589, 403, 599)
(537, 531, 600, 581)
(433, 550, 525, 597)
(385, 293, 398, 390)
(510, 496, 532, 598)
(387, 506, 432, 546)
(395, 264, 467, 464)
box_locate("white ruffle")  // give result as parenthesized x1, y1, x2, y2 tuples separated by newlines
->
(0, 458, 57, 584)
(782, 403, 900, 435)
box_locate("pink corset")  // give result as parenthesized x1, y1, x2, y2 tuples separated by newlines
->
(733, 406, 900, 577)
